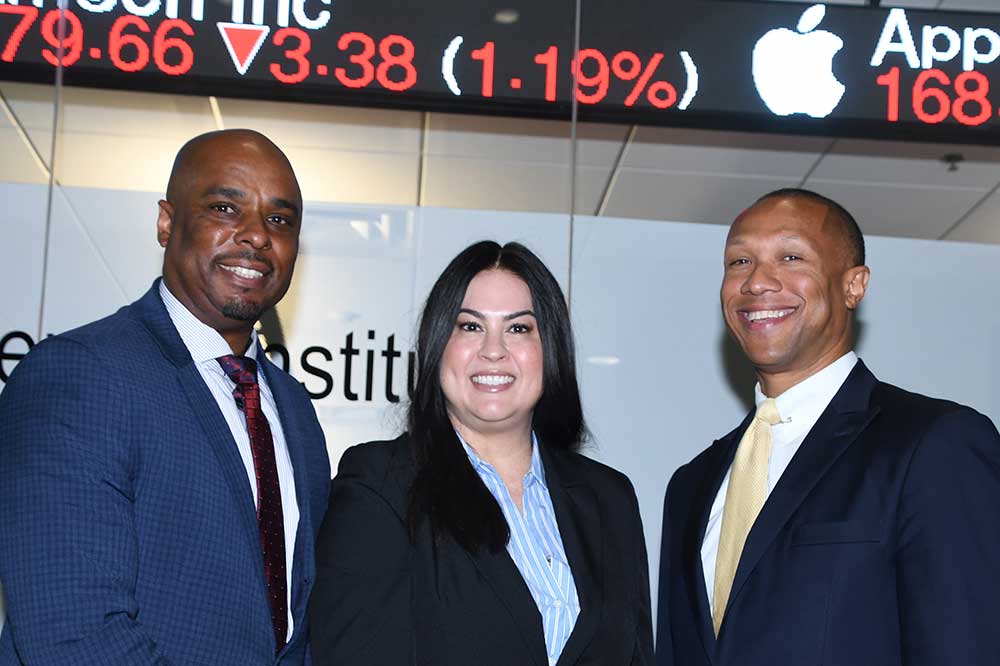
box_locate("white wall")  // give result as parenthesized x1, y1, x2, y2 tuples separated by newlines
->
(2, 184, 999, 629)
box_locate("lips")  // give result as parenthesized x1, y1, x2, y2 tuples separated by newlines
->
(741, 308, 794, 323)
(220, 264, 265, 280)
(738, 306, 797, 329)
(471, 373, 515, 392)
(215, 252, 273, 284)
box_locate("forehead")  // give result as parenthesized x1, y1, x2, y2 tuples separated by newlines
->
(726, 197, 834, 249)
(462, 269, 533, 310)
(186, 138, 299, 196)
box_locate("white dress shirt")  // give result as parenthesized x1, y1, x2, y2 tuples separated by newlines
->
(701, 351, 858, 605)
(160, 281, 298, 639)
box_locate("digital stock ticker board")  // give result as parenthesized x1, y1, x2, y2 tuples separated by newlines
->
(3, 0, 1000, 144)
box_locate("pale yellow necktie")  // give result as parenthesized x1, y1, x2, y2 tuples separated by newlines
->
(712, 398, 782, 636)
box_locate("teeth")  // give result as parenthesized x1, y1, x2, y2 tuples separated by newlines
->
(472, 375, 514, 386)
(746, 309, 792, 322)
(221, 265, 264, 279)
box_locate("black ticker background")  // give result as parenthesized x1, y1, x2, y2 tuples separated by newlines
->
(2, 0, 1000, 144)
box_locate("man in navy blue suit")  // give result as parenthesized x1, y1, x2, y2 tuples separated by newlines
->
(0, 130, 330, 665)
(656, 188, 1000, 666)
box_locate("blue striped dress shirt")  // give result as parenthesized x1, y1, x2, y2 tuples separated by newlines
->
(460, 433, 580, 665)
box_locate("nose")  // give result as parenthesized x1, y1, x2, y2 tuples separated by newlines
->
(741, 261, 781, 296)
(479, 328, 508, 362)
(233, 213, 271, 250)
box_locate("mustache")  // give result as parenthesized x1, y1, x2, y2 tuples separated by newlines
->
(215, 251, 274, 273)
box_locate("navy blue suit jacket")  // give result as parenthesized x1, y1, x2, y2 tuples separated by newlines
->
(657, 361, 1000, 666)
(0, 281, 330, 665)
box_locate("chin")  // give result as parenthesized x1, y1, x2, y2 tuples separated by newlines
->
(222, 297, 264, 322)
(471, 411, 524, 430)
(740, 346, 789, 368)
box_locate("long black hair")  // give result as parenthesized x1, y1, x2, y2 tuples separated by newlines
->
(407, 241, 586, 553)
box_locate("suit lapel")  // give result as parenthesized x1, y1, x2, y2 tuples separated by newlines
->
(176, 364, 264, 565)
(543, 447, 603, 666)
(259, 352, 316, 639)
(465, 534, 548, 666)
(683, 415, 752, 664)
(132, 281, 267, 594)
(726, 362, 881, 611)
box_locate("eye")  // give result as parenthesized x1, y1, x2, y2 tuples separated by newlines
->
(509, 322, 532, 334)
(457, 320, 482, 333)
(210, 203, 237, 215)
(782, 255, 803, 261)
(267, 214, 294, 227)
(727, 258, 750, 267)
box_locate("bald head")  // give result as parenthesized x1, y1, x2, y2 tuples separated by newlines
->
(165, 129, 300, 207)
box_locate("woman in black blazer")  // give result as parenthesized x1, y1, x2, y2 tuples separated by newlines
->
(309, 241, 653, 665)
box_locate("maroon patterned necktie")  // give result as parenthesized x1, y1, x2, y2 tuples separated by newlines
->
(217, 355, 288, 653)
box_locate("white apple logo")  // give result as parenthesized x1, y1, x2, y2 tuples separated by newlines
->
(752, 4, 845, 118)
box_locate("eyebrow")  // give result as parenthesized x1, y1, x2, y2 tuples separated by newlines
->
(459, 308, 536, 320)
(204, 186, 245, 199)
(270, 197, 301, 217)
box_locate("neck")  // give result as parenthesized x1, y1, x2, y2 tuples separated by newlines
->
(222, 329, 254, 356)
(453, 419, 533, 479)
(756, 349, 852, 397)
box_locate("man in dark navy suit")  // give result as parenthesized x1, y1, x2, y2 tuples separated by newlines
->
(656, 188, 1000, 666)
(0, 130, 330, 665)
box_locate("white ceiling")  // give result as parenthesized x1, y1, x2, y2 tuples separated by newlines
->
(2, 73, 1000, 244)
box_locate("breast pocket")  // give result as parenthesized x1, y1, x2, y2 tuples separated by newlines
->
(791, 520, 882, 546)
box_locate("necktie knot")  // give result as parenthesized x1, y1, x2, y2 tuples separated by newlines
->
(217, 355, 259, 386)
(755, 398, 782, 426)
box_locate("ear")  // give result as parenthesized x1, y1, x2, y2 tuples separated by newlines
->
(843, 265, 870, 310)
(156, 200, 174, 248)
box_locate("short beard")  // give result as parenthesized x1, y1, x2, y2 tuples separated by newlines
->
(221, 298, 263, 322)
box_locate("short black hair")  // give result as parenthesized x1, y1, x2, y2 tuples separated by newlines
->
(406, 241, 586, 553)
(755, 188, 866, 266)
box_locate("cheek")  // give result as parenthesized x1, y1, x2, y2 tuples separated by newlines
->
(515, 342, 545, 387)
(440, 338, 470, 382)
(721, 273, 745, 296)
(274, 239, 299, 273)
(798, 277, 835, 315)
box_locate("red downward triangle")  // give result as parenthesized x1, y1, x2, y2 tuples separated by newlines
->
(217, 23, 270, 76)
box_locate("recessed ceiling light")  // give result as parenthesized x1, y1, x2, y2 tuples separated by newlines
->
(494, 9, 519, 24)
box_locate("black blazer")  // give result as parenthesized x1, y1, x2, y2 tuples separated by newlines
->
(309, 433, 654, 665)
(656, 360, 1000, 666)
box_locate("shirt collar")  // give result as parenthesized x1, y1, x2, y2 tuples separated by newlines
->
(753, 351, 858, 443)
(459, 431, 547, 488)
(158, 279, 259, 365)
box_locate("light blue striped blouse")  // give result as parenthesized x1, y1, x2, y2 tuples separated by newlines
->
(460, 433, 580, 665)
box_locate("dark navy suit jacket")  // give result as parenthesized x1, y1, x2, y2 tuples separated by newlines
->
(657, 361, 1000, 666)
(0, 281, 330, 665)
